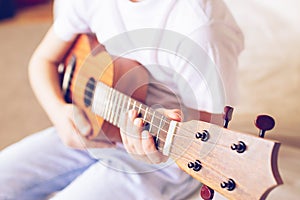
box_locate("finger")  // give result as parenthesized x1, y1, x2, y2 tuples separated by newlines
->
(119, 111, 130, 148)
(70, 120, 116, 149)
(141, 130, 168, 164)
(129, 109, 137, 121)
(163, 109, 183, 122)
(60, 120, 88, 149)
(120, 110, 139, 154)
(132, 117, 146, 155)
(72, 106, 92, 136)
(120, 110, 152, 163)
(123, 110, 152, 163)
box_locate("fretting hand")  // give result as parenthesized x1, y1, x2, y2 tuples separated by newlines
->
(120, 109, 182, 164)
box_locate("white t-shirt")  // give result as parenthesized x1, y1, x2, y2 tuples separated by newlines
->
(53, 0, 244, 113)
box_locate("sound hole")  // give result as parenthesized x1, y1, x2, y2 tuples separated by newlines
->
(84, 77, 96, 107)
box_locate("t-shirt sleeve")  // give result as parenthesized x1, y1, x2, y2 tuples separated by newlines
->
(53, 0, 91, 41)
(169, 21, 244, 113)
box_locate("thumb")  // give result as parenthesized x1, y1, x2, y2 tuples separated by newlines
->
(72, 106, 92, 137)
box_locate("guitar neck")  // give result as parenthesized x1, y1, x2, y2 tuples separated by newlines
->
(90, 80, 170, 150)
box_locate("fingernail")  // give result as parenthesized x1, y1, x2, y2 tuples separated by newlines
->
(128, 110, 136, 120)
(176, 114, 182, 121)
(170, 113, 181, 121)
(142, 130, 149, 139)
(133, 118, 141, 126)
(80, 125, 91, 136)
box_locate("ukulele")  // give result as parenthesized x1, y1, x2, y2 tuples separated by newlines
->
(59, 34, 283, 200)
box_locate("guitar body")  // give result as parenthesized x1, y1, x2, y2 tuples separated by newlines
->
(61, 34, 149, 143)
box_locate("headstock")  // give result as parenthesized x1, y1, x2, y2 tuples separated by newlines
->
(169, 112, 282, 200)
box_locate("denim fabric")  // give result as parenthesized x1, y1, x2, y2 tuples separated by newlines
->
(0, 127, 200, 200)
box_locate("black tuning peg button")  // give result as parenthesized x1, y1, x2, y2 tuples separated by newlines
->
(231, 141, 246, 153)
(187, 160, 202, 172)
(195, 130, 209, 142)
(255, 115, 275, 138)
(220, 178, 236, 191)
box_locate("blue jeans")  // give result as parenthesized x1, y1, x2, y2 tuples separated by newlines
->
(0, 127, 200, 200)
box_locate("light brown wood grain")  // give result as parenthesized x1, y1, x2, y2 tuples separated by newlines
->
(172, 120, 283, 200)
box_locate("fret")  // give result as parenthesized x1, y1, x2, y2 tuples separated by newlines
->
(99, 84, 106, 118)
(102, 85, 110, 117)
(114, 92, 123, 126)
(110, 91, 119, 125)
(116, 91, 121, 123)
(143, 107, 149, 122)
(91, 83, 100, 116)
(102, 86, 109, 120)
(138, 103, 142, 114)
(107, 89, 114, 123)
(105, 87, 113, 122)
(92, 82, 109, 118)
(120, 94, 126, 115)
(110, 89, 118, 124)
(110, 89, 118, 123)
(119, 94, 127, 127)
(127, 98, 131, 111)
(149, 110, 155, 133)
(104, 85, 112, 117)
(156, 114, 165, 145)
(133, 100, 136, 111)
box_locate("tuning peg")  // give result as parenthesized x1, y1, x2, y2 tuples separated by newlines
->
(223, 106, 234, 128)
(255, 115, 275, 138)
(200, 185, 214, 200)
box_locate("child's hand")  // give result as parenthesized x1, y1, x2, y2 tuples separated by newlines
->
(53, 104, 115, 149)
(120, 109, 182, 164)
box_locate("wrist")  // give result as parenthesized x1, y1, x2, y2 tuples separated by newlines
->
(44, 100, 70, 123)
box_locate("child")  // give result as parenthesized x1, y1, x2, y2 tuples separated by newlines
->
(0, 0, 244, 199)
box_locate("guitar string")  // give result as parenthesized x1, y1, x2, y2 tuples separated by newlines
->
(72, 82, 228, 153)
(68, 58, 211, 138)
(73, 79, 220, 138)
(72, 83, 230, 158)
(67, 59, 229, 152)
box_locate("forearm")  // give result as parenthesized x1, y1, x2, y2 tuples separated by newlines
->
(28, 26, 75, 123)
(28, 56, 65, 122)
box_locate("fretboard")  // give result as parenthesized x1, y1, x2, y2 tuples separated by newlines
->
(91, 81, 172, 150)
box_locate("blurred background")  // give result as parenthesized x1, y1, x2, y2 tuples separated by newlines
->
(0, 0, 52, 149)
(0, 0, 299, 199)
